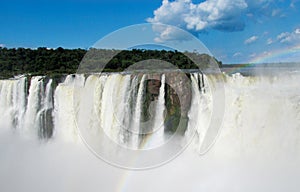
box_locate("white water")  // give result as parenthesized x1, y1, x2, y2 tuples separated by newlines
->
(0, 77, 26, 132)
(53, 74, 85, 142)
(1, 70, 300, 191)
(38, 79, 53, 138)
(130, 75, 146, 148)
(186, 73, 213, 153)
(150, 74, 166, 148)
(24, 77, 42, 137)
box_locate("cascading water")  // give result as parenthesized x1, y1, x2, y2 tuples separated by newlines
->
(74, 73, 169, 149)
(130, 74, 146, 148)
(186, 73, 212, 153)
(22, 77, 54, 138)
(0, 77, 26, 132)
(149, 74, 166, 148)
(2, 70, 300, 157)
(0, 72, 203, 145)
(37, 79, 54, 138)
(1, 69, 300, 192)
(53, 74, 85, 142)
(99, 74, 133, 146)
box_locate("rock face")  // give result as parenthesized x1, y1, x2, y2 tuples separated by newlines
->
(165, 72, 192, 117)
(134, 72, 202, 133)
(142, 72, 193, 114)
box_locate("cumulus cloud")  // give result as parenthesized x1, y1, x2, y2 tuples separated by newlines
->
(0, 44, 5, 48)
(277, 28, 300, 43)
(147, 0, 278, 42)
(267, 38, 273, 45)
(147, 0, 248, 33)
(153, 25, 193, 43)
(244, 36, 259, 45)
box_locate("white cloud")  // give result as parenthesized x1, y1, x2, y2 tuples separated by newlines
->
(277, 28, 300, 43)
(267, 38, 273, 45)
(148, 0, 248, 33)
(153, 25, 192, 43)
(147, 0, 278, 42)
(244, 36, 259, 45)
(0, 44, 5, 47)
(277, 32, 289, 40)
(271, 9, 281, 17)
(233, 52, 242, 57)
(262, 51, 272, 57)
(249, 53, 257, 58)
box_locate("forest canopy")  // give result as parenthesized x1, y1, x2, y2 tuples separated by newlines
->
(0, 47, 222, 78)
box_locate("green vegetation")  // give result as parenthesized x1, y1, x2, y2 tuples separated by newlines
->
(0, 47, 85, 78)
(0, 47, 222, 79)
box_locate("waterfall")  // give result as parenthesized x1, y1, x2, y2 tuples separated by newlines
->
(0, 72, 205, 147)
(21, 77, 55, 138)
(2, 71, 299, 157)
(0, 77, 26, 132)
(99, 74, 132, 145)
(37, 79, 54, 138)
(2, 70, 300, 192)
(112, 75, 132, 144)
(149, 74, 166, 148)
(14, 77, 27, 130)
(130, 74, 146, 148)
(186, 73, 212, 153)
(53, 74, 85, 142)
(24, 77, 44, 137)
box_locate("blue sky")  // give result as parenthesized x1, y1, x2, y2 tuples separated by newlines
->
(1, 0, 300, 64)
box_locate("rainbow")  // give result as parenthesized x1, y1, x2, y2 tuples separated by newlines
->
(223, 63, 255, 75)
(224, 44, 300, 75)
(249, 44, 300, 64)
(115, 170, 132, 192)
